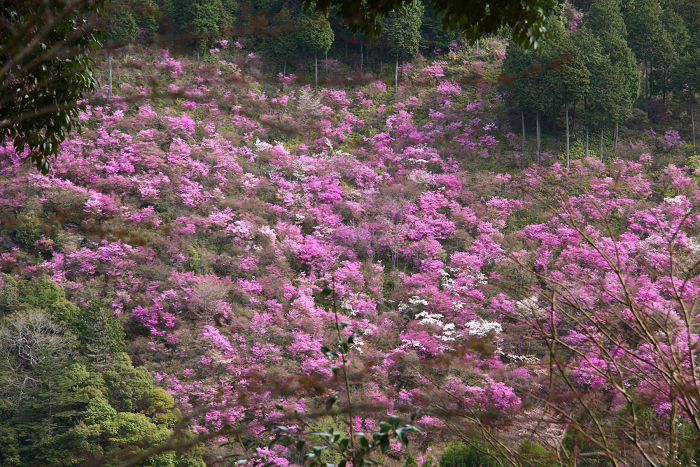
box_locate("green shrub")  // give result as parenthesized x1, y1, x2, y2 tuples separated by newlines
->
(439, 441, 499, 467)
(405, 453, 419, 467)
(518, 440, 559, 467)
(0, 274, 19, 316)
(15, 212, 42, 249)
(18, 275, 65, 308)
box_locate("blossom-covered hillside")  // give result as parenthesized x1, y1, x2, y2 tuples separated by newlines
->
(1, 41, 700, 466)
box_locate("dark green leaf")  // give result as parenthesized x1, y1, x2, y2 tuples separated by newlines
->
(388, 415, 400, 429)
(326, 395, 338, 411)
(359, 436, 370, 450)
(396, 428, 408, 446)
(379, 435, 390, 453)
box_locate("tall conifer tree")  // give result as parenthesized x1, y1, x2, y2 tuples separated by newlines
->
(585, 0, 640, 156)
(546, 18, 592, 167)
(382, 1, 424, 98)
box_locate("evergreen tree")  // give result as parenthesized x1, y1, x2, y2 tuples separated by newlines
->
(671, 53, 700, 148)
(647, 6, 688, 104)
(439, 441, 499, 467)
(419, 0, 459, 52)
(170, 0, 235, 52)
(582, 54, 624, 159)
(569, 27, 603, 157)
(501, 40, 553, 156)
(623, 0, 667, 106)
(104, 0, 138, 48)
(660, 7, 689, 57)
(129, 0, 162, 37)
(405, 453, 419, 467)
(0, 0, 105, 173)
(257, 8, 301, 76)
(672, 0, 700, 52)
(382, 1, 424, 98)
(647, 35, 678, 105)
(546, 18, 592, 167)
(103, 0, 139, 98)
(0, 278, 205, 466)
(585, 0, 640, 156)
(296, 14, 334, 91)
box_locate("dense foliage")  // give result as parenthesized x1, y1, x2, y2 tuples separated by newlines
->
(0, 277, 205, 466)
(0, 0, 105, 173)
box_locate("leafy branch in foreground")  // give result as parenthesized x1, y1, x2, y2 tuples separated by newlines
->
(0, 0, 105, 173)
(306, 0, 553, 50)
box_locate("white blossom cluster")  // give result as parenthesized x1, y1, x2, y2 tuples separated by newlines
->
(350, 337, 366, 354)
(514, 296, 546, 319)
(313, 225, 335, 238)
(415, 311, 459, 344)
(258, 226, 277, 243)
(494, 349, 540, 365)
(408, 169, 435, 185)
(464, 319, 503, 337)
(686, 238, 700, 255)
(440, 323, 457, 342)
(414, 311, 445, 326)
(254, 138, 273, 152)
(341, 298, 358, 316)
(401, 339, 427, 351)
(292, 166, 312, 180)
(664, 195, 686, 205)
(297, 89, 322, 115)
(398, 295, 429, 312)
(440, 267, 488, 292)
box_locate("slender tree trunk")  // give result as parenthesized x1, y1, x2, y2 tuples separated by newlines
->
(692, 100, 696, 149)
(395, 56, 399, 100)
(522, 110, 526, 155)
(360, 42, 363, 74)
(108, 51, 112, 98)
(325, 51, 328, 79)
(600, 126, 604, 161)
(614, 122, 619, 155)
(585, 126, 589, 157)
(283, 59, 286, 77)
(536, 111, 541, 155)
(566, 103, 570, 169)
(645, 57, 649, 112)
(315, 53, 318, 93)
(476, 40, 479, 54)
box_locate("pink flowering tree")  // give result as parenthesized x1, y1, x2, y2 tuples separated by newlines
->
(482, 158, 700, 467)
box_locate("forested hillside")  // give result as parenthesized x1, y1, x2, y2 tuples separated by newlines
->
(1, 0, 700, 465)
